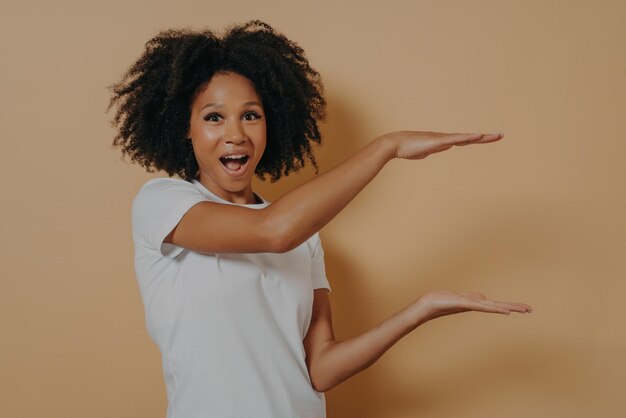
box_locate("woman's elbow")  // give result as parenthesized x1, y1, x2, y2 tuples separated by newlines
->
(309, 369, 334, 393)
(311, 379, 330, 393)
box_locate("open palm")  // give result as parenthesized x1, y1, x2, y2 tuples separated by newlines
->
(411, 290, 532, 324)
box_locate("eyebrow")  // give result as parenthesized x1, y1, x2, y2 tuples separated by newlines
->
(200, 101, 263, 111)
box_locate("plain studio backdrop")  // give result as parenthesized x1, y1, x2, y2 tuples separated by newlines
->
(1, 1, 624, 417)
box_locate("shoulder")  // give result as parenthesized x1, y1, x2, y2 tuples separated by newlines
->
(134, 177, 200, 201)
(137, 177, 196, 193)
(132, 177, 207, 219)
(130, 177, 209, 250)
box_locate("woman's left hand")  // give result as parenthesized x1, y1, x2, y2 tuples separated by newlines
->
(408, 290, 532, 325)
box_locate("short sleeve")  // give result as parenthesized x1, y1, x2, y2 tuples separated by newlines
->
(131, 178, 208, 259)
(309, 232, 331, 292)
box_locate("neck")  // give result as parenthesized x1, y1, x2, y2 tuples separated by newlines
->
(197, 173, 259, 205)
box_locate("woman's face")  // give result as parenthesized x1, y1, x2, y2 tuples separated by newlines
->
(187, 71, 267, 204)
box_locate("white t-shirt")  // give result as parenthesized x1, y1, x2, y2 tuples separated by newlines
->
(131, 177, 332, 418)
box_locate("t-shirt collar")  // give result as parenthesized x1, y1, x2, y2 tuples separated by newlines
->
(191, 179, 270, 207)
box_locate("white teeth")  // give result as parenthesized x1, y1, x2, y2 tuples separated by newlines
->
(222, 154, 247, 159)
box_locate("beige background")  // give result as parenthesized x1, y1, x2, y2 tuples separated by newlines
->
(1, 0, 625, 417)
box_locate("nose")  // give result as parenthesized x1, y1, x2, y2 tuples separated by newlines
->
(224, 119, 246, 144)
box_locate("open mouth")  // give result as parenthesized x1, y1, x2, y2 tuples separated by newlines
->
(219, 155, 250, 176)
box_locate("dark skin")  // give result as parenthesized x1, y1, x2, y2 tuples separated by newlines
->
(305, 289, 531, 392)
(186, 71, 267, 205)
(169, 71, 533, 392)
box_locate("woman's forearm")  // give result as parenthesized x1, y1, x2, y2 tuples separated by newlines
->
(310, 302, 423, 392)
(266, 136, 395, 252)
(309, 289, 531, 392)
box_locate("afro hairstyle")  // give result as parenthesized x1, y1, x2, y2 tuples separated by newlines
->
(106, 19, 327, 182)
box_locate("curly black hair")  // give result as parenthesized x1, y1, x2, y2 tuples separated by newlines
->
(106, 20, 326, 183)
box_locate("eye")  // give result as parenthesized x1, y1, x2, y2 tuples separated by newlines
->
(203, 112, 222, 122)
(243, 111, 262, 121)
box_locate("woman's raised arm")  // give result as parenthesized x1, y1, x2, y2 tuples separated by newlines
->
(269, 132, 503, 252)
(166, 131, 502, 254)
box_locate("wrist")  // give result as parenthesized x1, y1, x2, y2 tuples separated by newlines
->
(372, 134, 396, 162)
(405, 299, 434, 328)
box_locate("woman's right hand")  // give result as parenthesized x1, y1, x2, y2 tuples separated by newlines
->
(376, 131, 504, 160)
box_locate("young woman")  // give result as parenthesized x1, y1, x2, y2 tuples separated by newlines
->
(107, 19, 532, 418)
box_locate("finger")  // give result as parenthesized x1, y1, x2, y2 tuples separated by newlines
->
(503, 302, 532, 312)
(440, 133, 484, 146)
(479, 299, 531, 313)
(482, 299, 532, 311)
(455, 133, 503, 146)
(458, 292, 531, 312)
(459, 292, 487, 300)
(467, 301, 511, 315)
(474, 133, 503, 143)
